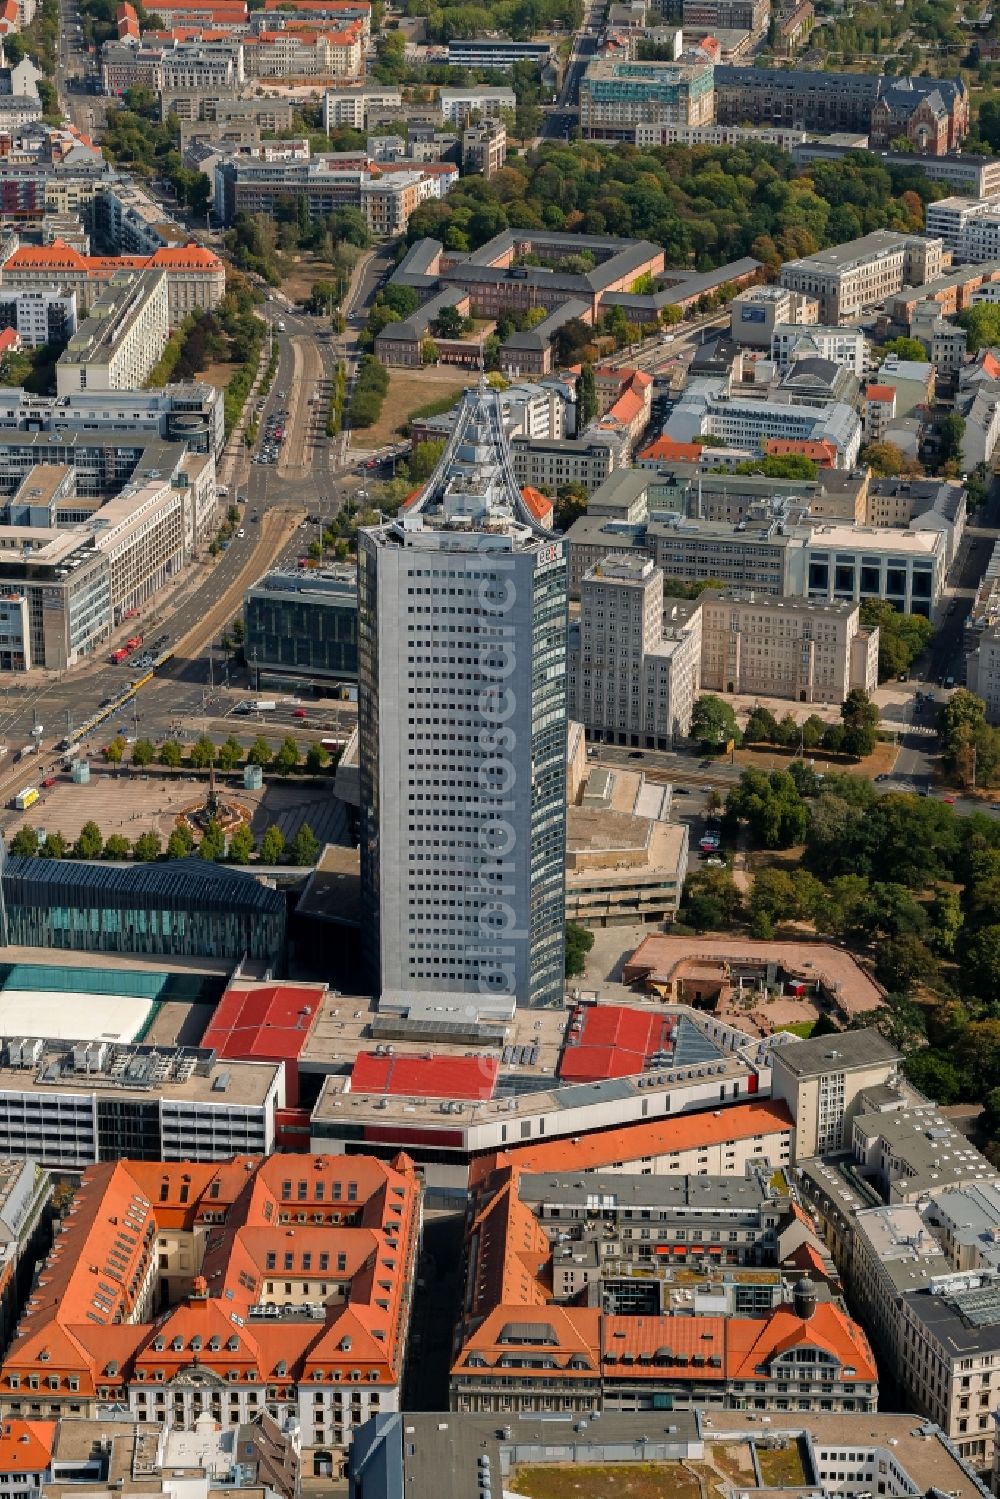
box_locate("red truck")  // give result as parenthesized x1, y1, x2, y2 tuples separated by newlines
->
(110, 646, 129, 664)
(126, 633, 143, 652)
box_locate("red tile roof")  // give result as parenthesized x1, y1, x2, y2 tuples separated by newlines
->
(350, 1051, 499, 1101)
(864, 384, 896, 402)
(638, 436, 704, 463)
(762, 438, 837, 466)
(558, 1004, 675, 1083)
(0, 1421, 55, 1473)
(0, 328, 19, 354)
(521, 485, 553, 525)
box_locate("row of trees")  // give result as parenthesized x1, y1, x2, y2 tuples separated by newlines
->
(347, 355, 390, 430)
(939, 687, 1000, 789)
(109, 734, 334, 776)
(690, 689, 881, 762)
(8, 818, 321, 866)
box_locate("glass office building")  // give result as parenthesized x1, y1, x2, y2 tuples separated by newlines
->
(244, 568, 358, 687)
(0, 853, 286, 964)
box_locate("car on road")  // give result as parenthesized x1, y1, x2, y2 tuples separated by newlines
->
(294, 707, 307, 718)
(237, 528, 245, 538)
(41, 777, 56, 788)
(943, 795, 956, 804)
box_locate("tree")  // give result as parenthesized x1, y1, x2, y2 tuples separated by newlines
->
(248, 736, 272, 768)
(690, 694, 740, 752)
(9, 826, 38, 856)
(133, 830, 162, 861)
(190, 735, 216, 770)
(748, 867, 822, 936)
(40, 832, 66, 859)
(433, 304, 465, 340)
(577, 363, 597, 428)
(132, 738, 155, 767)
(305, 742, 329, 774)
(726, 770, 808, 849)
(840, 688, 879, 759)
(74, 821, 103, 860)
(904, 1049, 967, 1105)
(104, 736, 125, 765)
(930, 885, 963, 956)
(962, 923, 1000, 1004)
(217, 736, 243, 772)
(409, 440, 446, 484)
(159, 740, 182, 768)
(881, 336, 927, 362)
(199, 819, 226, 862)
(260, 824, 285, 863)
(228, 824, 255, 864)
(275, 736, 300, 774)
(939, 412, 966, 469)
(565, 920, 594, 977)
(166, 824, 194, 860)
(290, 822, 321, 865)
(680, 867, 743, 932)
(421, 338, 439, 365)
(801, 714, 826, 751)
(859, 440, 910, 477)
(860, 599, 933, 682)
(744, 706, 779, 744)
(874, 934, 936, 991)
(554, 482, 587, 531)
(103, 834, 130, 860)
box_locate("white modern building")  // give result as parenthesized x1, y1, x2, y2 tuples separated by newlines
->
(771, 323, 867, 375)
(357, 383, 568, 1012)
(0, 288, 76, 348)
(664, 388, 862, 468)
(438, 86, 516, 123)
(322, 85, 402, 129)
(804, 523, 946, 618)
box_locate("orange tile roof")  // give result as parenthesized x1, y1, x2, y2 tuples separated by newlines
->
(726, 1301, 876, 1382)
(981, 350, 1000, 379)
(605, 388, 644, 426)
(1, 1155, 420, 1400)
(864, 384, 896, 402)
(469, 1099, 793, 1187)
(638, 436, 704, 463)
(521, 485, 553, 524)
(3, 239, 223, 280)
(0, 328, 19, 354)
(0, 1421, 55, 1472)
(762, 438, 837, 466)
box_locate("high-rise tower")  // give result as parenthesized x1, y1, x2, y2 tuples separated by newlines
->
(357, 382, 567, 1010)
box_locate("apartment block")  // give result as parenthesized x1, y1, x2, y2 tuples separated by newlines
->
(461, 119, 506, 178)
(925, 194, 1000, 252)
(664, 389, 862, 467)
(966, 623, 1000, 722)
(0, 287, 75, 348)
(55, 270, 170, 396)
(0, 1155, 419, 1450)
(682, 0, 769, 35)
(698, 592, 878, 703)
(779, 230, 945, 324)
(511, 434, 620, 495)
(770, 1028, 901, 1158)
(570, 555, 701, 747)
(241, 25, 364, 80)
(360, 171, 425, 236)
(438, 86, 515, 124)
(323, 86, 402, 129)
(579, 58, 714, 140)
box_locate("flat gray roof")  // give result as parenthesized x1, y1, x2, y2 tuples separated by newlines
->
(771, 1028, 899, 1079)
(518, 1171, 769, 1211)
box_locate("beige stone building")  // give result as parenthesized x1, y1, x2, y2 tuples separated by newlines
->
(569, 555, 702, 748)
(779, 230, 946, 324)
(770, 1028, 901, 1159)
(698, 591, 879, 704)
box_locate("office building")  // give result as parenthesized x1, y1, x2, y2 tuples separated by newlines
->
(357, 383, 567, 1011)
(352, 1408, 994, 1499)
(804, 524, 946, 618)
(0, 1154, 420, 1449)
(570, 555, 701, 747)
(445, 38, 553, 69)
(0, 1041, 280, 1169)
(94, 180, 188, 256)
(771, 323, 866, 374)
(770, 1028, 901, 1158)
(244, 568, 357, 687)
(0, 240, 225, 326)
(579, 58, 714, 140)
(663, 388, 862, 467)
(715, 66, 968, 148)
(566, 768, 690, 926)
(731, 281, 818, 349)
(698, 592, 878, 703)
(0, 852, 286, 964)
(55, 271, 170, 396)
(683, 0, 769, 35)
(926, 193, 1000, 252)
(779, 230, 945, 325)
(450, 1164, 877, 1415)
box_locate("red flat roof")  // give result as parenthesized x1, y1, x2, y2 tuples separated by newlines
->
(558, 1004, 675, 1083)
(201, 981, 326, 1062)
(350, 1052, 499, 1101)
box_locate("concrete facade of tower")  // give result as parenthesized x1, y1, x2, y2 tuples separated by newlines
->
(357, 381, 567, 1011)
